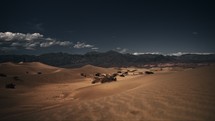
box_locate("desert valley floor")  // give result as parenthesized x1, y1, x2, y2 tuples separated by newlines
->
(0, 62, 215, 121)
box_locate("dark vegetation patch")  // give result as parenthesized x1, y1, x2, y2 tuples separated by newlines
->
(145, 71, 154, 74)
(5, 83, 16, 89)
(92, 74, 117, 84)
(0, 73, 7, 77)
(80, 73, 87, 77)
(13, 76, 22, 81)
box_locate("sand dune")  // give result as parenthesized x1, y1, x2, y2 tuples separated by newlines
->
(0, 62, 59, 75)
(0, 63, 215, 121)
(72, 64, 117, 77)
(0, 62, 116, 86)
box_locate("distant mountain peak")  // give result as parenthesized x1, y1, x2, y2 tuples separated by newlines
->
(105, 50, 121, 54)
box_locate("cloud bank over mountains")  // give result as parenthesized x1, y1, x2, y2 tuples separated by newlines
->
(0, 32, 96, 51)
(115, 47, 128, 54)
(0, 32, 213, 55)
(132, 52, 214, 56)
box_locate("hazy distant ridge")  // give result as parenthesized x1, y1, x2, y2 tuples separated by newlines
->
(0, 51, 215, 67)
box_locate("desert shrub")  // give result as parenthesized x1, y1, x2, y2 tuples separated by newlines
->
(92, 76, 102, 84)
(119, 74, 125, 77)
(145, 71, 154, 74)
(13, 76, 22, 81)
(0, 73, 7, 77)
(112, 73, 118, 77)
(92, 74, 117, 84)
(123, 72, 128, 75)
(129, 69, 137, 72)
(95, 73, 101, 76)
(5, 83, 16, 89)
(80, 73, 86, 77)
(101, 75, 117, 83)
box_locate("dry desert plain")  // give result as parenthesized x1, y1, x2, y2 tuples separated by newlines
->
(0, 62, 215, 121)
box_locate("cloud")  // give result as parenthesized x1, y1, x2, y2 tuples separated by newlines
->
(73, 42, 94, 49)
(133, 52, 161, 55)
(25, 42, 39, 50)
(0, 32, 43, 41)
(115, 47, 128, 53)
(168, 52, 214, 56)
(40, 41, 55, 48)
(120, 48, 128, 53)
(0, 32, 73, 50)
(133, 52, 214, 56)
(39, 41, 73, 48)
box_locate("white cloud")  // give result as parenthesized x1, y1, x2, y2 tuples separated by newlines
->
(133, 52, 214, 56)
(168, 52, 185, 56)
(115, 47, 128, 53)
(40, 41, 55, 47)
(168, 52, 214, 56)
(119, 48, 128, 53)
(0, 32, 73, 50)
(45, 37, 54, 41)
(56, 41, 73, 46)
(0, 32, 43, 41)
(73, 42, 94, 49)
(25, 33, 43, 41)
(133, 52, 161, 55)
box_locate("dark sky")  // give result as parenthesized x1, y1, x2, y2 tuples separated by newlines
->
(0, 0, 215, 55)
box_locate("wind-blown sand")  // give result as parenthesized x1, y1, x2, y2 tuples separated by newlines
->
(0, 62, 215, 121)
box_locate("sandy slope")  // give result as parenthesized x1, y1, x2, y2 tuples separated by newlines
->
(0, 62, 59, 75)
(0, 62, 117, 87)
(0, 63, 215, 121)
(71, 64, 117, 77)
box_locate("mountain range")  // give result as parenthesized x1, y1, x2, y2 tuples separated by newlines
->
(0, 51, 215, 68)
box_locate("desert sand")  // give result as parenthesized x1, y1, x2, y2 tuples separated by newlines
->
(0, 62, 215, 121)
